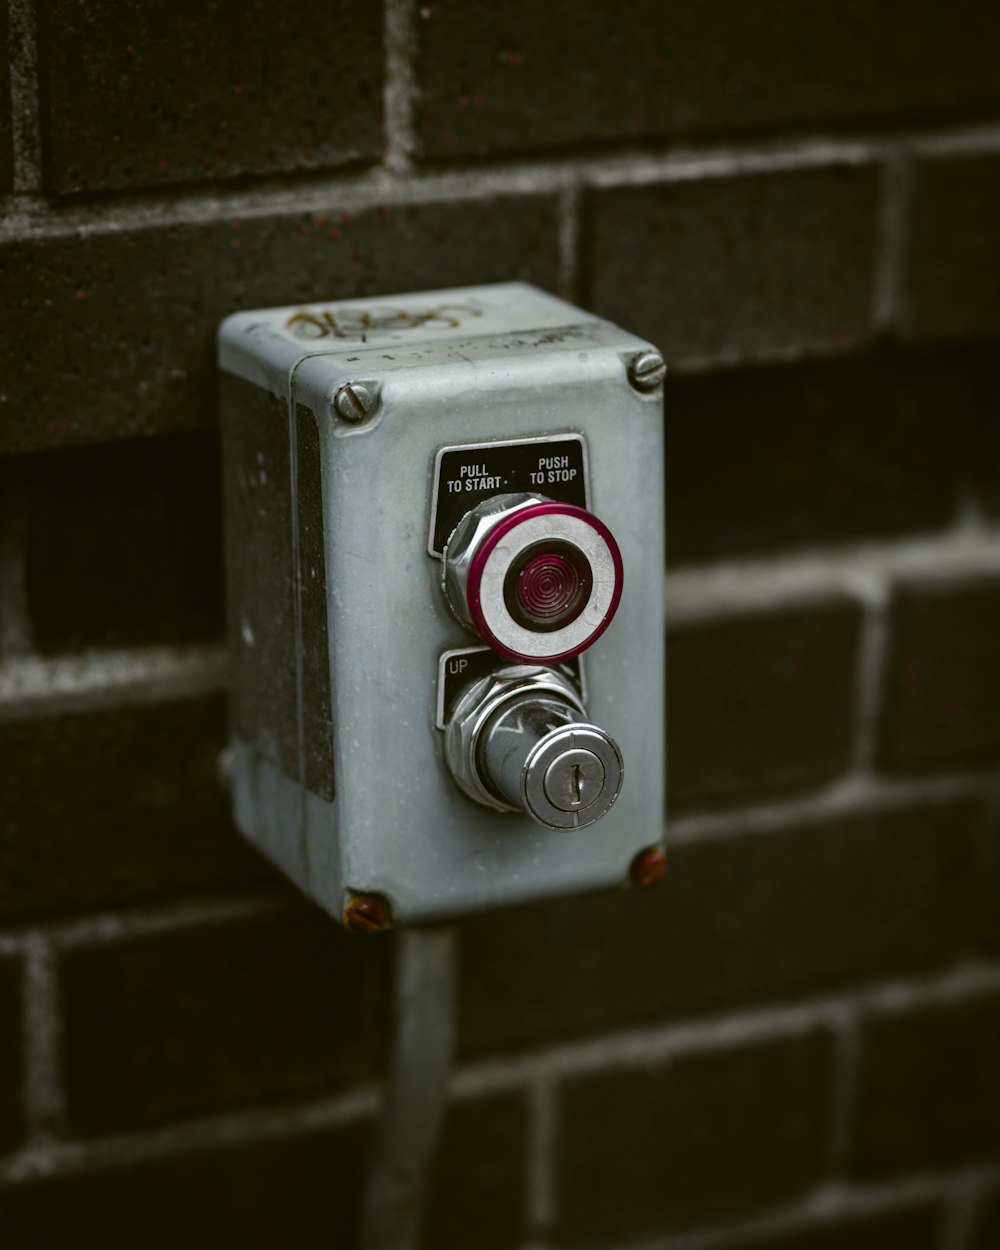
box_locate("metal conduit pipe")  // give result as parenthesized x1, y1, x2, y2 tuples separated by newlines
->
(360, 925, 456, 1250)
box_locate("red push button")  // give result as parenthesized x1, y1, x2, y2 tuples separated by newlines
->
(444, 495, 623, 663)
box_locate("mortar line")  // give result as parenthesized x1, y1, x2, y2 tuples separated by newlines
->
(383, 0, 418, 174)
(667, 769, 1000, 848)
(872, 148, 913, 334)
(0, 892, 291, 949)
(3, 122, 1000, 244)
(941, 1173, 990, 1250)
(825, 1005, 862, 1177)
(556, 184, 583, 304)
(585, 136, 877, 189)
(954, 481, 991, 537)
(1, 966, 998, 1191)
(21, 932, 65, 1141)
(909, 122, 1000, 156)
(666, 525, 1000, 624)
(8, 0, 43, 191)
(451, 960, 1000, 1094)
(525, 1074, 559, 1238)
(0, 1083, 381, 1184)
(848, 573, 891, 777)
(0, 477, 34, 657)
(585, 1167, 1000, 1250)
(0, 642, 228, 723)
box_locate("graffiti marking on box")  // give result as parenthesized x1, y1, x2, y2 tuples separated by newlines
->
(285, 304, 483, 343)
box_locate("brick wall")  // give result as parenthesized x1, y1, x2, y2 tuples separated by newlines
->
(2, 3, 1000, 1247)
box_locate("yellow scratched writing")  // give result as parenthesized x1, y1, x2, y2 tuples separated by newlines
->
(284, 304, 483, 341)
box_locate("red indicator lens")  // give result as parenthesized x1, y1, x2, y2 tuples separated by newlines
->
(504, 540, 593, 632)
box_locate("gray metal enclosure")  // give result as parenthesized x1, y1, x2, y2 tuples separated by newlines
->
(219, 283, 665, 924)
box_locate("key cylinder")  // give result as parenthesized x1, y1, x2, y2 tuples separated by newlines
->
(446, 667, 624, 830)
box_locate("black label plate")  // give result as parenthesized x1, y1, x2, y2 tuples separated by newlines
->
(428, 434, 589, 556)
(436, 646, 585, 729)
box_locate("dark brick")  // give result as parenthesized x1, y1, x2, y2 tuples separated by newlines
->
(0, 1090, 524, 1250)
(4, 433, 223, 652)
(424, 1093, 527, 1250)
(555, 1027, 833, 1242)
(458, 797, 991, 1058)
(879, 573, 1000, 774)
(38, 0, 383, 194)
(666, 346, 990, 566)
(415, 1, 1000, 160)
(986, 804, 1000, 957)
(0, 194, 561, 455)
(981, 393, 1000, 521)
(852, 991, 1000, 1177)
(903, 151, 1000, 341)
(0, 956, 24, 1155)
(667, 597, 861, 813)
(0, 2, 11, 194)
(969, 350, 1000, 520)
(0, 1122, 366, 1249)
(585, 164, 880, 366)
(713, 1204, 942, 1250)
(58, 905, 389, 1134)
(0, 1120, 370, 1245)
(0, 694, 268, 921)
(970, 1185, 1000, 1250)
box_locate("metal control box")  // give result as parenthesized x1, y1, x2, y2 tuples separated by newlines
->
(219, 283, 665, 926)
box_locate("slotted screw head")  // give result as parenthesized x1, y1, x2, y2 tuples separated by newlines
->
(628, 350, 666, 392)
(628, 845, 667, 889)
(333, 382, 376, 423)
(342, 894, 390, 933)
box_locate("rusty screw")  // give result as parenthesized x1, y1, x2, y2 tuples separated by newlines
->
(628, 350, 666, 392)
(333, 382, 376, 423)
(342, 893, 391, 934)
(628, 845, 667, 889)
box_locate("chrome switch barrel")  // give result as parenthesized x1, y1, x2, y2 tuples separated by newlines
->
(444, 666, 624, 831)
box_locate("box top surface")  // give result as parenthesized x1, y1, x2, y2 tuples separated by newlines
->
(219, 283, 617, 387)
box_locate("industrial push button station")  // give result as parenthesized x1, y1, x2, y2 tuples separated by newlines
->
(219, 283, 665, 927)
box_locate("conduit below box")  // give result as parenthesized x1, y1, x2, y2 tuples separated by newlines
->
(361, 925, 456, 1250)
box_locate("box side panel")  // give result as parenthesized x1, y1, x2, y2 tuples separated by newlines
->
(220, 373, 299, 787)
(295, 402, 335, 802)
